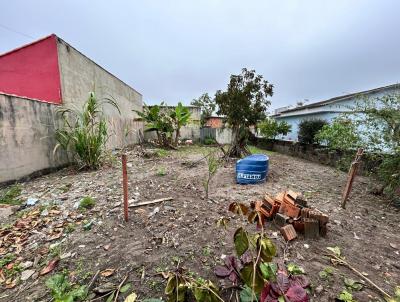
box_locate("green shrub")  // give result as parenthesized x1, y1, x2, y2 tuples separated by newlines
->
(0, 184, 22, 205)
(378, 154, 400, 205)
(298, 119, 328, 144)
(54, 92, 120, 169)
(203, 136, 216, 145)
(258, 118, 291, 139)
(79, 196, 95, 210)
(315, 118, 361, 150)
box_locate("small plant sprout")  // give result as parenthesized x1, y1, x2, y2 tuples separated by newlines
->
(46, 273, 87, 302)
(203, 152, 219, 200)
(78, 196, 95, 210)
(0, 184, 22, 205)
(157, 166, 167, 176)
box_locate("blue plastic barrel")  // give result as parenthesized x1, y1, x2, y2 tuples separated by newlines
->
(236, 154, 269, 184)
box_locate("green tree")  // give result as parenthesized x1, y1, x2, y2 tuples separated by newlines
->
(191, 93, 216, 127)
(315, 118, 361, 150)
(298, 119, 328, 144)
(258, 119, 291, 139)
(350, 94, 400, 202)
(170, 102, 191, 146)
(215, 68, 273, 157)
(351, 94, 400, 151)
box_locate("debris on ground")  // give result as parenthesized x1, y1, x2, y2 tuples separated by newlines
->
(253, 190, 330, 241)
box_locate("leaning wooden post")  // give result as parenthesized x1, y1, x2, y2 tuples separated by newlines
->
(122, 154, 129, 222)
(341, 148, 364, 209)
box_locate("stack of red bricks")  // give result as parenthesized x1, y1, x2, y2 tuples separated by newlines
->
(254, 190, 329, 241)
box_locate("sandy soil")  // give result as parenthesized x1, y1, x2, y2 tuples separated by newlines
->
(1, 145, 399, 301)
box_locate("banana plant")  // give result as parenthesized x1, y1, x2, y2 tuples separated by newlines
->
(169, 102, 191, 146)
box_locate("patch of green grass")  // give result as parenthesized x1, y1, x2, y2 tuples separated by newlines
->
(0, 253, 16, 268)
(319, 266, 335, 280)
(171, 256, 182, 264)
(0, 184, 22, 205)
(79, 196, 96, 210)
(247, 145, 275, 156)
(4, 263, 23, 278)
(202, 245, 211, 256)
(157, 167, 167, 176)
(178, 145, 219, 155)
(65, 223, 76, 234)
(49, 243, 62, 258)
(155, 149, 170, 157)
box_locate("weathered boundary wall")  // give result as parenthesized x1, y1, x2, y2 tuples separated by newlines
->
(255, 138, 384, 175)
(143, 125, 201, 143)
(57, 38, 143, 148)
(200, 128, 232, 144)
(0, 94, 68, 184)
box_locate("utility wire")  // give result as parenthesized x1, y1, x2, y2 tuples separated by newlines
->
(0, 23, 34, 39)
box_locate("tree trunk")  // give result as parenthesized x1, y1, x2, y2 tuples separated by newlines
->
(174, 127, 180, 146)
(225, 126, 250, 158)
(156, 131, 163, 146)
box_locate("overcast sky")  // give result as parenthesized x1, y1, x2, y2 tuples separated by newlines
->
(1, 1, 399, 110)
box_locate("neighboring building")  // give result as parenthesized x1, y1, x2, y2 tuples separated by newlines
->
(272, 83, 400, 141)
(0, 34, 143, 183)
(204, 116, 225, 129)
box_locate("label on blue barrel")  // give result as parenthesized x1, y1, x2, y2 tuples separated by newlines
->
(237, 173, 262, 180)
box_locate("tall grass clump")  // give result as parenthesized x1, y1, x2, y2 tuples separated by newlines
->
(54, 92, 120, 169)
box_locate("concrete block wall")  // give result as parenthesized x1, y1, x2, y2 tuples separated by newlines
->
(0, 94, 68, 184)
(0, 35, 144, 184)
(57, 38, 143, 148)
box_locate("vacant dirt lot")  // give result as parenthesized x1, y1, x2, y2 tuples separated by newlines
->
(1, 145, 399, 301)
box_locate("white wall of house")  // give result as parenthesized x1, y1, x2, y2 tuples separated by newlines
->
(273, 85, 400, 142)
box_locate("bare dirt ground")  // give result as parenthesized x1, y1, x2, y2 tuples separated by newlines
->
(1, 145, 399, 301)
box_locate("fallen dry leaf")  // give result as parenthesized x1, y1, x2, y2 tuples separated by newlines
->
(124, 292, 137, 302)
(0, 269, 5, 283)
(47, 232, 63, 241)
(5, 278, 17, 289)
(40, 258, 59, 276)
(100, 268, 115, 277)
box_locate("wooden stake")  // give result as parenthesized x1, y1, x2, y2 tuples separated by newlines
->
(128, 197, 173, 208)
(122, 154, 129, 222)
(341, 148, 364, 209)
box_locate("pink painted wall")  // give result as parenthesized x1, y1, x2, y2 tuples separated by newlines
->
(0, 35, 62, 104)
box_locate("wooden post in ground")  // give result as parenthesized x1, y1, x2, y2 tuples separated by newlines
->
(341, 148, 364, 209)
(122, 154, 129, 222)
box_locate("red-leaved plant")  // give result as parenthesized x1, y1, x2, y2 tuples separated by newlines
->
(214, 202, 310, 302)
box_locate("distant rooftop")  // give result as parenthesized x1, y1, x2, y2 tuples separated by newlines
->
(276, 83, 400, 115)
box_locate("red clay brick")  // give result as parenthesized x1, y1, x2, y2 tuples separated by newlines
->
(278, 202, 301, 218)
(280, 224, 297, 241)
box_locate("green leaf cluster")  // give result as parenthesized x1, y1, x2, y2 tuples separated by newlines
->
(45, 274, 87, 302)
(298, 119, 328, 144)
(315, 118, 361, 150)
(258, 118, 291, 139)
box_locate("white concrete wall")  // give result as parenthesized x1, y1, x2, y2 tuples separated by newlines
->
(57, 38, 143, 148)
(215, 128, 232, 144)
(0, 94, 68, 183)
